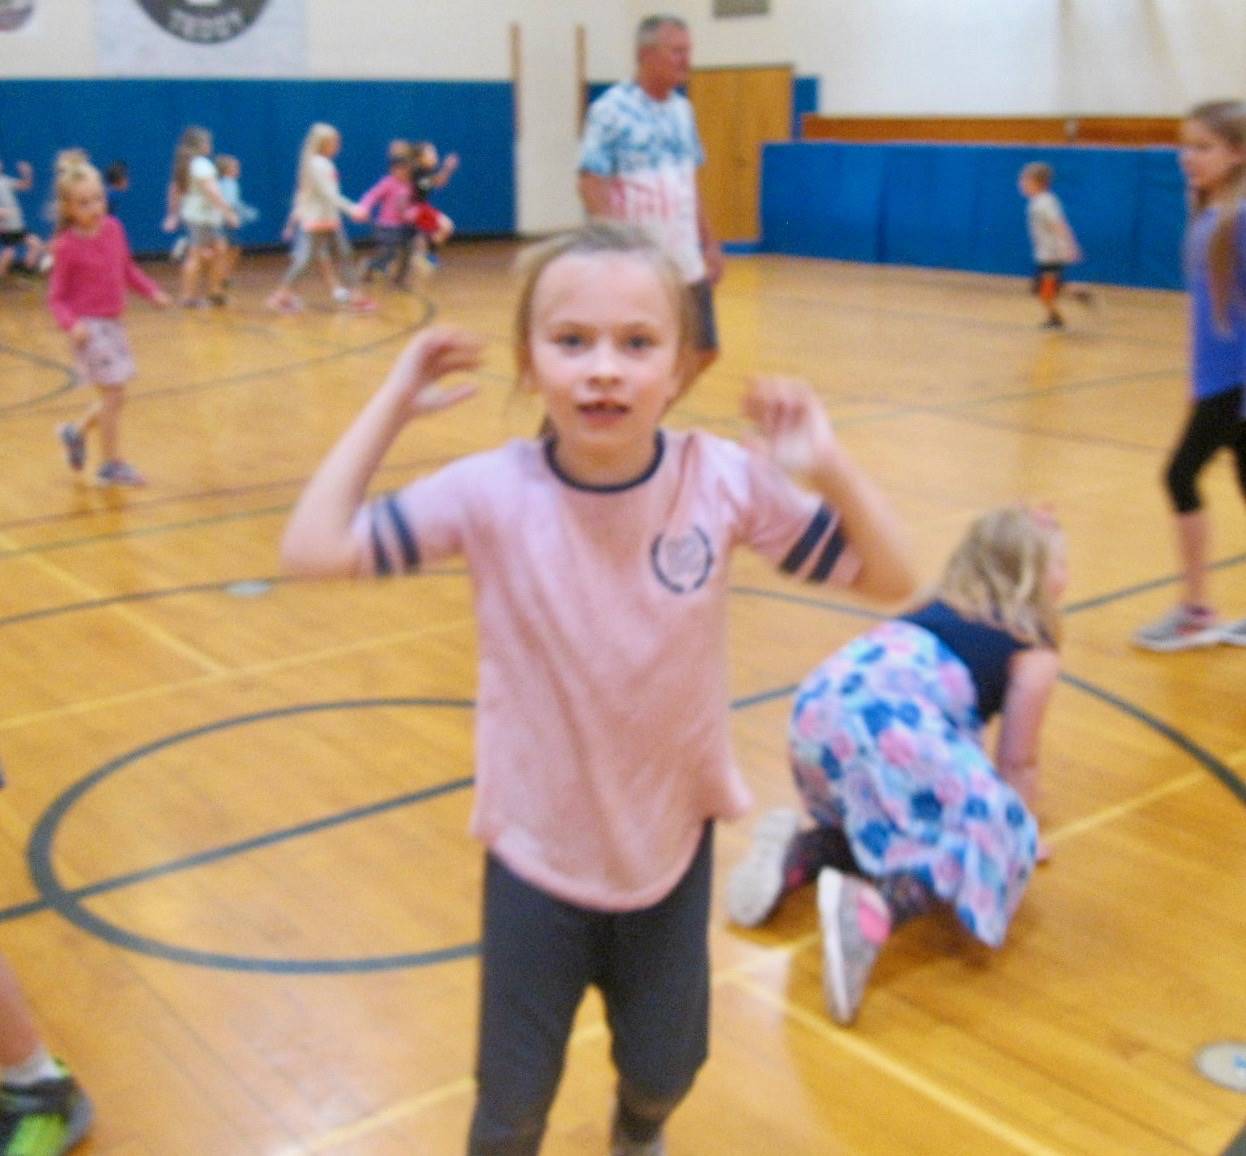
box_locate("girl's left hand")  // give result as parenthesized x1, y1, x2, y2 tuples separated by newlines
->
(152, 290, 172, 309)
(742, 376, 839, 476)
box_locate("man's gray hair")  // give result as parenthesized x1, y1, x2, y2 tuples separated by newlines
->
(636, 14, 687, 50)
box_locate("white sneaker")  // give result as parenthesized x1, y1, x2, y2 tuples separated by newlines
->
(726, 808, 801, 927)
(1218, 617, 1246, 646)
(1131, 605, 1221, 652)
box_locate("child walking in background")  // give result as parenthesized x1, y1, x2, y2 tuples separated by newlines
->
(1018, 161, 1092, 329)
(266, 123, 373, 314)
(0, 158, 47, 278)
(357, 139, 416, 286)
(1132, 101, 1246, 651)
(729, 506, 1065, 1026)
(50, 161, 170, 488)
(282, 222, 914, 1154)
(408, 140, 458, 272)
(165, 127, 237, 307)
(214, 154, 258, 288)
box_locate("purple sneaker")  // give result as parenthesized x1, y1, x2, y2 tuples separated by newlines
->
(95, 461, 146, 488)
(56, 423, 86, 472)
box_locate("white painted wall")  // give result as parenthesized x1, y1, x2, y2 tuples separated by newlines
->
(624, 0, 1246, 114)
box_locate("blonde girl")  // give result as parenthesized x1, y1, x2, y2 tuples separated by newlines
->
(282, 222, 913, 1153)
(49, 162, 170, 487)
(1132, 100, 1246, 650)
(729, 505, 1066, 1026)
(165, 126, 236, 307)
(267, 123, 372, 313)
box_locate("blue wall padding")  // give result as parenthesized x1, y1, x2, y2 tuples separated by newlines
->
(792, 76, 818, 140)
(764, 144, 888, 262)
(0, 78, 515, 255)
(761, 141, 1187, 289)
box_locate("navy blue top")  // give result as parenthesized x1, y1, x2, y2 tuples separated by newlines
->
(1185, 205, 1246, 401)
(901, 600, 1029, 721)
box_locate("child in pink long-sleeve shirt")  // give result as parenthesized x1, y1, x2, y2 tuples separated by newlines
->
(357, 139, 416, 286)
(49, 161, 169, 487)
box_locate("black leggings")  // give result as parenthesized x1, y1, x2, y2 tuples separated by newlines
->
(1165, 387, 1246, 514)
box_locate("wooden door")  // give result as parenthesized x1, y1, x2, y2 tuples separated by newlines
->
(689, 65, 793, 244)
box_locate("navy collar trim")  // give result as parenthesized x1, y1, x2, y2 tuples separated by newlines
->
(543, 431, 666, 493)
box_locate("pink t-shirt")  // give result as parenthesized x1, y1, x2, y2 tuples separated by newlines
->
(358, 174, 413, 228)
(47, 216, 160, 331)
(353, 429, 859, 910)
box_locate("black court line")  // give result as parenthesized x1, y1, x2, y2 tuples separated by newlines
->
(0, 452, 456, 535)
(0, 342, 77, 413)
(1, 586, 1242, 975)
(0, 293, 437, 422)
(748, 286, 1188, 352)
(1066, 552, 1246, 614)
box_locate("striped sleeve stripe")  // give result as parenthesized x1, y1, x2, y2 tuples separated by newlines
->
(808, 523, 847, 583)
(384, 495, 420, 572)
(369, 510, 393, 577)
(779, 505, 832, 574)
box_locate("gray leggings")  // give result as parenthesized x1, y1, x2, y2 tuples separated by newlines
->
(467, 825, 713, 1155)
(281, 227, 355, 288)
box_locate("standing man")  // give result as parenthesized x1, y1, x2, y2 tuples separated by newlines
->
(578, 14, 724, 373)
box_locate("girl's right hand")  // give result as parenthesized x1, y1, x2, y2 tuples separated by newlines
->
(70, 320, 89, 349)
(384, 327, 483, 419)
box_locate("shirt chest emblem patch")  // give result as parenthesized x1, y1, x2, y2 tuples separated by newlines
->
(650, 527, 714, 594)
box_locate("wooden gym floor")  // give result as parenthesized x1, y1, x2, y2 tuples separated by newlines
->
(0, 243, 1243, 1154)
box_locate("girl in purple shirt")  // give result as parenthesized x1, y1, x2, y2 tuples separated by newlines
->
(1132, 100, 1246, 650)
(283, 222, 914, 1155)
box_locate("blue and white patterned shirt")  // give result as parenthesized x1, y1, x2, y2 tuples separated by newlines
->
(579, 82, 706, 283)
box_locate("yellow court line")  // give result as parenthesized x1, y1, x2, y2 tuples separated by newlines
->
(728, 975, 1063, 1156)
(0, 530, 225, 675)
(0, 617, 473, 734)
(1043, 770, 1204, 845)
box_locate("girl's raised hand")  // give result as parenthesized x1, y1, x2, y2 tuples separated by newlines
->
(384, 326, 484, 418)
(742, 376, 839, 476)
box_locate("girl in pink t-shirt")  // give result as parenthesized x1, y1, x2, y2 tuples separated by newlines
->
(282, 222, 914, 1155)
(49, 161, 169, 488)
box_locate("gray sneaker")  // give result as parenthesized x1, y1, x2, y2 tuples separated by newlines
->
(817, 867, 885, 1026)
(1218, 617, 1246, 646)
(1131, 605, 1220, 652)
(610, 1122, 666, 1156)
(726, 807, 802, 928)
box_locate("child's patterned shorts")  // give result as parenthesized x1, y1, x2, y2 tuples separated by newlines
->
(74, 318, 135, 388)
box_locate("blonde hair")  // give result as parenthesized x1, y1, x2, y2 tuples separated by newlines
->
(298, 123, 340, 191)
(172, 126, 212, 194)
(932, 506, 1063, 648)
(54, 161, 102, 233)
(53, 148, 90, 176)
(512, 222, 698, 398)
(1185, 100, 1246, 328)
(1020, 161, 1053, 190)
